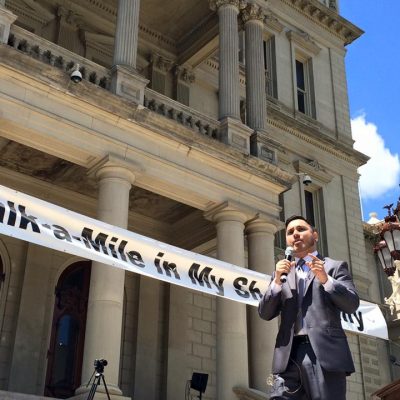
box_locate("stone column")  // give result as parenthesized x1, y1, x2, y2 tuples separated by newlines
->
(245, 217, 279, 391)
(113, 0, 140, 67)
(210, 0, 252, 154)
(205, 203, 250, 400)
(0, 2, 17, 44)
(111, 0, 148, 104)
(174, 65, 195, 106)
(242, 4, 266, 132)
(149, 53, 173, 95)
(77, 156, 136, 398)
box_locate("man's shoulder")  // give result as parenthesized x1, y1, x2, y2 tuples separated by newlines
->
(323, 257, 348, 269)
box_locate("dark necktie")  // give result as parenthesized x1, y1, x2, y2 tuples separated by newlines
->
(295, 259, 306, 333)
(297, 258, 306, 272)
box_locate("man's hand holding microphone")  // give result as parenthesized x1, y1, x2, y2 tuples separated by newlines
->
(274, 247, 294, 285)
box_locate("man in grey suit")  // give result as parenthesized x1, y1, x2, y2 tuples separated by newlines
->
(259, 215, 359, 399)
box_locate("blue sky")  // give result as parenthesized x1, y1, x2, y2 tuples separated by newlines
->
(340, 2, 400, 221)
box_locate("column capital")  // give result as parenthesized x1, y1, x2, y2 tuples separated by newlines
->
(209, 0, 246, 12)
(245, 215, 283, 235)
(87, 154, 140, 185)
(204, 201, 257, 224)
(174, 65, 195, 84)
(241, 3, 265, 24)
(149, 52, 174, 73)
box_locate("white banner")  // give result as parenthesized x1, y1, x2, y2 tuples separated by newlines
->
(0, 184, 388, 339)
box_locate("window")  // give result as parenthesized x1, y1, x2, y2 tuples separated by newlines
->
(295, 58, 316, 118)
(304, 189, 327, 255)
(264, 37, 277, 98)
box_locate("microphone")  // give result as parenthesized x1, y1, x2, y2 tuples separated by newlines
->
(280, 246, 294, 284)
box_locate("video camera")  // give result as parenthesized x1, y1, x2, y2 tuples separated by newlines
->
(94, 359, 108, 373)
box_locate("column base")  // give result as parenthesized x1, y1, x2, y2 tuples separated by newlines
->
(0, 6, 17, 44)
(250, 130, 281, 164)
(110, 64, 149, 105)
(69, 393, 131, 400)
(219, 117, 252, 154)
(72, 384, 131, 400)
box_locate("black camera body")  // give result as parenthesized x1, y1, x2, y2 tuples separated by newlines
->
(94, 359, 108, 373)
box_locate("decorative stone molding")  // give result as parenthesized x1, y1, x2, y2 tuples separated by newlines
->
(250, 130, 283, 165)
(293, 159, 333, 184)
(209, 0, 247, 12)
(286, 29, 321, 56)
(281, 0, 363, 45)
(110, 64, 149, 105)
(245, 214, 283, 235)
(264, 13, 285, 33)
(174, 66, 195, 84)
(57, 6, 83, 28)
(87, 154, 141, 184)
(241, 3, 265, 24)
(149, 53, 174, 73)
(219, 117, 253, 154)
(0, 6, 17, 44)
(204, 201, 257, 224)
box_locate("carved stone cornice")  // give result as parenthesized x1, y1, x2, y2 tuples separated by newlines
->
(286, 29, 321, 55)
(293, 159, 333, 184)
(209, 0, 247, 12)
(264, 13, 285, 33)
(265, 103, 369, 168)
(281, 0, 363, 45)
(149, 53, 174, 73)
(174, 66, 195, 84)
(241, 3, 265, 24)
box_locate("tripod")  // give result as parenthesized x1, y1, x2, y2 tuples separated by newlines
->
(85, 368, 111, 400)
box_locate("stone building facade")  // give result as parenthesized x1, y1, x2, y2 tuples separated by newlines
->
(0, 0, 395, 399)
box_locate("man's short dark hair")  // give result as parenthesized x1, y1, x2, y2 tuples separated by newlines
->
(285, 215, 316, 231)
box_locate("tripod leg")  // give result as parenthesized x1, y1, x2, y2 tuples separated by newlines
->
(101, 374, 112, 400)
(86, 375, 100, 400)
(86, 369, 96, 388)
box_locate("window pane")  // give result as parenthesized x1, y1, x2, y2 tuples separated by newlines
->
(305, 191, 315, 227)
(296, 60, 305, 90)
(297, 91, 305, 113)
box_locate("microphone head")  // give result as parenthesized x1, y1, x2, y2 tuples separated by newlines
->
(285, 246, 294, 258)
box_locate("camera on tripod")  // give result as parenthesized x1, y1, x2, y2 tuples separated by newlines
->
(94, 359, 108, 373)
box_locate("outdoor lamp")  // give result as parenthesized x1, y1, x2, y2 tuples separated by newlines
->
(374, 240, 395, 276)
(381, 204, 400, 261)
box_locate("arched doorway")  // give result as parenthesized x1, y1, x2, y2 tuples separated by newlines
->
(45, 261, 91, 398)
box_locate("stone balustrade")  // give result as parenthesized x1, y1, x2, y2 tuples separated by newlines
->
(6, 26, 221, 143)
(144, 88, 220, 140)
(7, 25, 110, 89)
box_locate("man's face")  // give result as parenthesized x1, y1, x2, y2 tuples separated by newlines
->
(285, 219, 318, 258)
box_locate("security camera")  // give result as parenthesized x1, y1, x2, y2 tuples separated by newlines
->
(303, 174, 312, 186)
(70, 64, 82, 83)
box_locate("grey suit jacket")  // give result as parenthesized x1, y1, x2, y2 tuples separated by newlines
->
(258, 256, 359, 375)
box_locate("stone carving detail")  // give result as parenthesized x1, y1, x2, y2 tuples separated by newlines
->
(57, 6, 82, 28)
(307, 159, 324, 171)
(329, 0, 337, 10)
(209, 0, 247, 12)
(174, 66, 195, 84)
(385, 261, 400, 316)
(149, 53, 173, 72)
(241, 3, 265, 23)
(264, 13, 285, 32)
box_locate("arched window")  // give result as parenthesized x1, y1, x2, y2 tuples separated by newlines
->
(45, 261, 91, 398)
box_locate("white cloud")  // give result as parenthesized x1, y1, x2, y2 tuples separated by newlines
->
(351, 114, 400, 199)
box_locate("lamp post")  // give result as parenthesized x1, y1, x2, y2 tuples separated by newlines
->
(373, 196, 400, 317)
